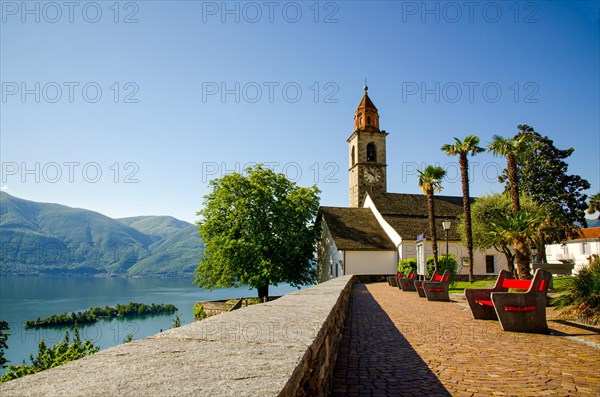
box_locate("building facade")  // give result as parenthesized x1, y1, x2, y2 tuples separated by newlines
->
(545, 227, 600, 274)
(317, 87, 509, 282)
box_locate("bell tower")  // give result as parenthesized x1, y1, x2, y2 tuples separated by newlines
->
(348, 85, 388, 207)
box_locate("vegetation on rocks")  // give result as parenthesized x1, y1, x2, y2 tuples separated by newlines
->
(1, 326, 99, 382)
(25, 302, 177, 327)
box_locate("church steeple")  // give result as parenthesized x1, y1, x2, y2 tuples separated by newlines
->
(347, 86, 388, 207)
(354, 85, 380, 132)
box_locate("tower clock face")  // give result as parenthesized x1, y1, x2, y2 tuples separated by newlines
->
(364, 167, 381, 184)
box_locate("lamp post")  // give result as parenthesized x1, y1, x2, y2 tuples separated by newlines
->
(442, 220, 452, 263)
(531, 246, 538, 266)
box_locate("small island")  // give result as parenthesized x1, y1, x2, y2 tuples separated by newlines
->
(25, 302, 178, 328)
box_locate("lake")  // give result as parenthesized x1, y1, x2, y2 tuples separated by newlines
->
(0, 276, 302, 375)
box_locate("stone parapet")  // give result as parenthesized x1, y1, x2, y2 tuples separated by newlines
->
(0, 275, 354, 397)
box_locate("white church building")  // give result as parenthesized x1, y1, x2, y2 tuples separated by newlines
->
(317, 87, 509, 282)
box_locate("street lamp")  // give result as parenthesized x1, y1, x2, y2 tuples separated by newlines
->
(442, 220, 452, 263)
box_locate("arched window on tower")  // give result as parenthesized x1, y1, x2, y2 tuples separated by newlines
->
(351, 146, 355, 166)
(366, 143, 376, 162)
(367, 116, 371, 126)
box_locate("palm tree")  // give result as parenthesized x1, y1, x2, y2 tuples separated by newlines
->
(418, 165, 447, 272)
(441, 135, 485, 283)
(588, 193, 600, 218)
(488, 135, 521, 213)
(490, 210, 540, 280)
(488, 134, 531, 277)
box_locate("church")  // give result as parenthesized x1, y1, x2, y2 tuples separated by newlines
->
(316, 87, 509, 282)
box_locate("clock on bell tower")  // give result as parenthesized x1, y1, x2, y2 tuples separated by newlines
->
(348, 85, 388, 208)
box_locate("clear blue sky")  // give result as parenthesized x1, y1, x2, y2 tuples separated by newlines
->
(1, 1, 599, 223)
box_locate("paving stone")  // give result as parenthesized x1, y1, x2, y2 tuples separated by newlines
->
(331, 282, 600, 396)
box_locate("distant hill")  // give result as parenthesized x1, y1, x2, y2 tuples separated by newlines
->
(0, 192, 202, 277)
(586, 217, 600, 228)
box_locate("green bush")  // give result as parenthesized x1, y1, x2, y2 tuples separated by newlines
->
(552, 254, 600, 325)
(193, 303, 208, 321)
(426, 255, 458, 285)
(0, 326, 99, 382)
(397, 258, 417, 276)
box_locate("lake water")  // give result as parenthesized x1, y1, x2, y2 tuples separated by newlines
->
(0, 276, 302, 375)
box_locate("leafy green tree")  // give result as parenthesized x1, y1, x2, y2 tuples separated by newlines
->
(418, 165, 447, 272)
(588, 193, 600, 218)
(195, 164, 320, 300)
(441, 136, 485, 283)
(503, 125, 590, 259)
(0, 321, 9, 368)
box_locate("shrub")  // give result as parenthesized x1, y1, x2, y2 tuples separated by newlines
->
(397, 258, 417, 276)
(193, 303, 208, 321)
(0, 326, 99, 382)
(552, 254, 600, 325)
(426, 255, 458, 286)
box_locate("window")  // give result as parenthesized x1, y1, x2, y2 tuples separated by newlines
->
(351, 146, 355, 166)
(366, 143, 376, 162)
(485, 255, 494, 273)
(367, 116, 371, 125)
(582, 242, 589, 254)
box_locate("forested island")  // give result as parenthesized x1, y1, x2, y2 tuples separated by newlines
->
(25, 302, 178, 328)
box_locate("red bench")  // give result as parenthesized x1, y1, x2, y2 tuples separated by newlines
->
(422, 271, 451, 302)
(397, 271, 417, 291)
(465, 268, 552, 333)
(414, 271, 447, 298)
(388, 272, 403, 287)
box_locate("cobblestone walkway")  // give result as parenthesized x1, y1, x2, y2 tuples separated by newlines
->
(331, 283, 600, 397)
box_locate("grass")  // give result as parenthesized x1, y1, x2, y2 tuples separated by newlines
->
(449, 279, 495, 293)
(549, 276, 571, 291)
(448, 276, 573, 293)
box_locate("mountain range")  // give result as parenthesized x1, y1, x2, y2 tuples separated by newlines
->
(0, 192, 203, 277)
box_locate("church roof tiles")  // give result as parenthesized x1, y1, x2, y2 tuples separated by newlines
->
(319, 206, 396, 251)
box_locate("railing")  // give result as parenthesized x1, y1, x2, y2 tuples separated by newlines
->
(556, 253, 575, 262)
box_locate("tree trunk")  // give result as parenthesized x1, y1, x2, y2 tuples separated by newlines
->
(513, 236, 531, 279)
(460, 154, 474, 283)
(507, 153, 520, 213)
(537, 239, 547, 263)
(427, 190, 439, 272)
(500, 245, 515, 274)
(257, 283, 269, 302)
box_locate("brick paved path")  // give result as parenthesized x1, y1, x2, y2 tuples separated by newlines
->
(332, 283, 600, 397)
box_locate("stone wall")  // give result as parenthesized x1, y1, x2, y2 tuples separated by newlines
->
(0, 275, 354, 397)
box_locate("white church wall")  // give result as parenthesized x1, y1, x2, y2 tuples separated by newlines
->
(317, 220, 344, 282)
(400, 240, 509, 276)
(344, 250, 397, 275)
